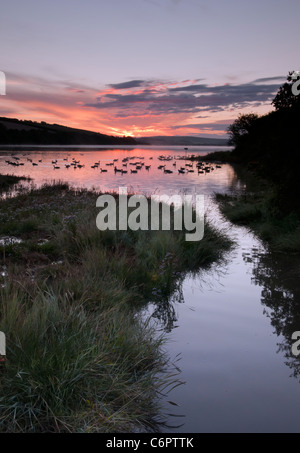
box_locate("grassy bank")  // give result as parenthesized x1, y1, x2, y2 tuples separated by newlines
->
(216, 188, 300, 254)
(187, 152, 300, 254)
(189, 150, 236, 163)
(0, 182, 232, 432)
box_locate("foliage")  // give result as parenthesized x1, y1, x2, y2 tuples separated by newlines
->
(271, 71, 300, 112)
(227, 113, 258, 147)
(227, 71, 300, 215)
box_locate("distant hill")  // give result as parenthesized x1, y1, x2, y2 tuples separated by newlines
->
(0, 117, 137, 145)
(137, 136, 228, 146)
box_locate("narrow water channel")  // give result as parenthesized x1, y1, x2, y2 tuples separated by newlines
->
(148, 199, 300, 432)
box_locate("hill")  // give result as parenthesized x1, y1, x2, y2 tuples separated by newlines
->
(0, 117, 137, 146)
(137, 135, 228, 146)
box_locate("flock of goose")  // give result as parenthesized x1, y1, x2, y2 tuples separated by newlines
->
(3, 153, 222, 176)
(156, 155, 221, 175)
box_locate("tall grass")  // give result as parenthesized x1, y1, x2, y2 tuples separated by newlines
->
(0, 283, 172, 432)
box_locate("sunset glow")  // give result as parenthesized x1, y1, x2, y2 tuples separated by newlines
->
(0, 0, 297, 138)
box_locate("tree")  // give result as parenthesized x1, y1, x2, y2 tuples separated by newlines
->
(271, 71, 300, 111)
(227, 113, 258, 146)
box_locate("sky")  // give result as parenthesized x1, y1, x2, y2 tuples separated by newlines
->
(0, 0, 299, 138)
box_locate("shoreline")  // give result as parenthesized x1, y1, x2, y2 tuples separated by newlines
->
(0, 144, 231, 151)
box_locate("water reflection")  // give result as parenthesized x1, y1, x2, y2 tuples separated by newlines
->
(149, 283, 185, 333)
(243, 248, 300, 379)
(0, 146, 234, 196)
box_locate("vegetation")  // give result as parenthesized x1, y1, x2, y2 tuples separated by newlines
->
(226, 71, 300, 216)
(211, 71, 300, 253)
(0, 174, 30, 191)
(0, 182, 232, 432)
(216, 189, 300, 254)
(189, 150, 237, 163)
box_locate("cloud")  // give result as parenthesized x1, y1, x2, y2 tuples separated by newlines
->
(171, 122, 231, 131)
(170, 121, 232, 135)
(143, 0, 183, 6)
(86, 78, 281, 117)
(2, 71, 284, 138)
(252, 76, 286, 84)
(108, 80, 147, 90)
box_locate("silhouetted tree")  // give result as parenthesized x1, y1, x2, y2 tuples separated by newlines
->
(227, 113, 258, 147)
(272, 71, 300, 111)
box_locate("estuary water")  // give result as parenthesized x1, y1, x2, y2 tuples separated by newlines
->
(1, 145, 299, 433)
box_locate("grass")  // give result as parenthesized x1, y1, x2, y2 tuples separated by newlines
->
(0, 182, 232, 432)
(189, 150, 236, 163)
(216, 190, 300, 254)
(0, 174, 30, 191)
(0, 286, 169, 432)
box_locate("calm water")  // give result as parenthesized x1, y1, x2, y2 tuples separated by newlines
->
(0, 145, 234, 195)
(1, 145, 300, 433)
